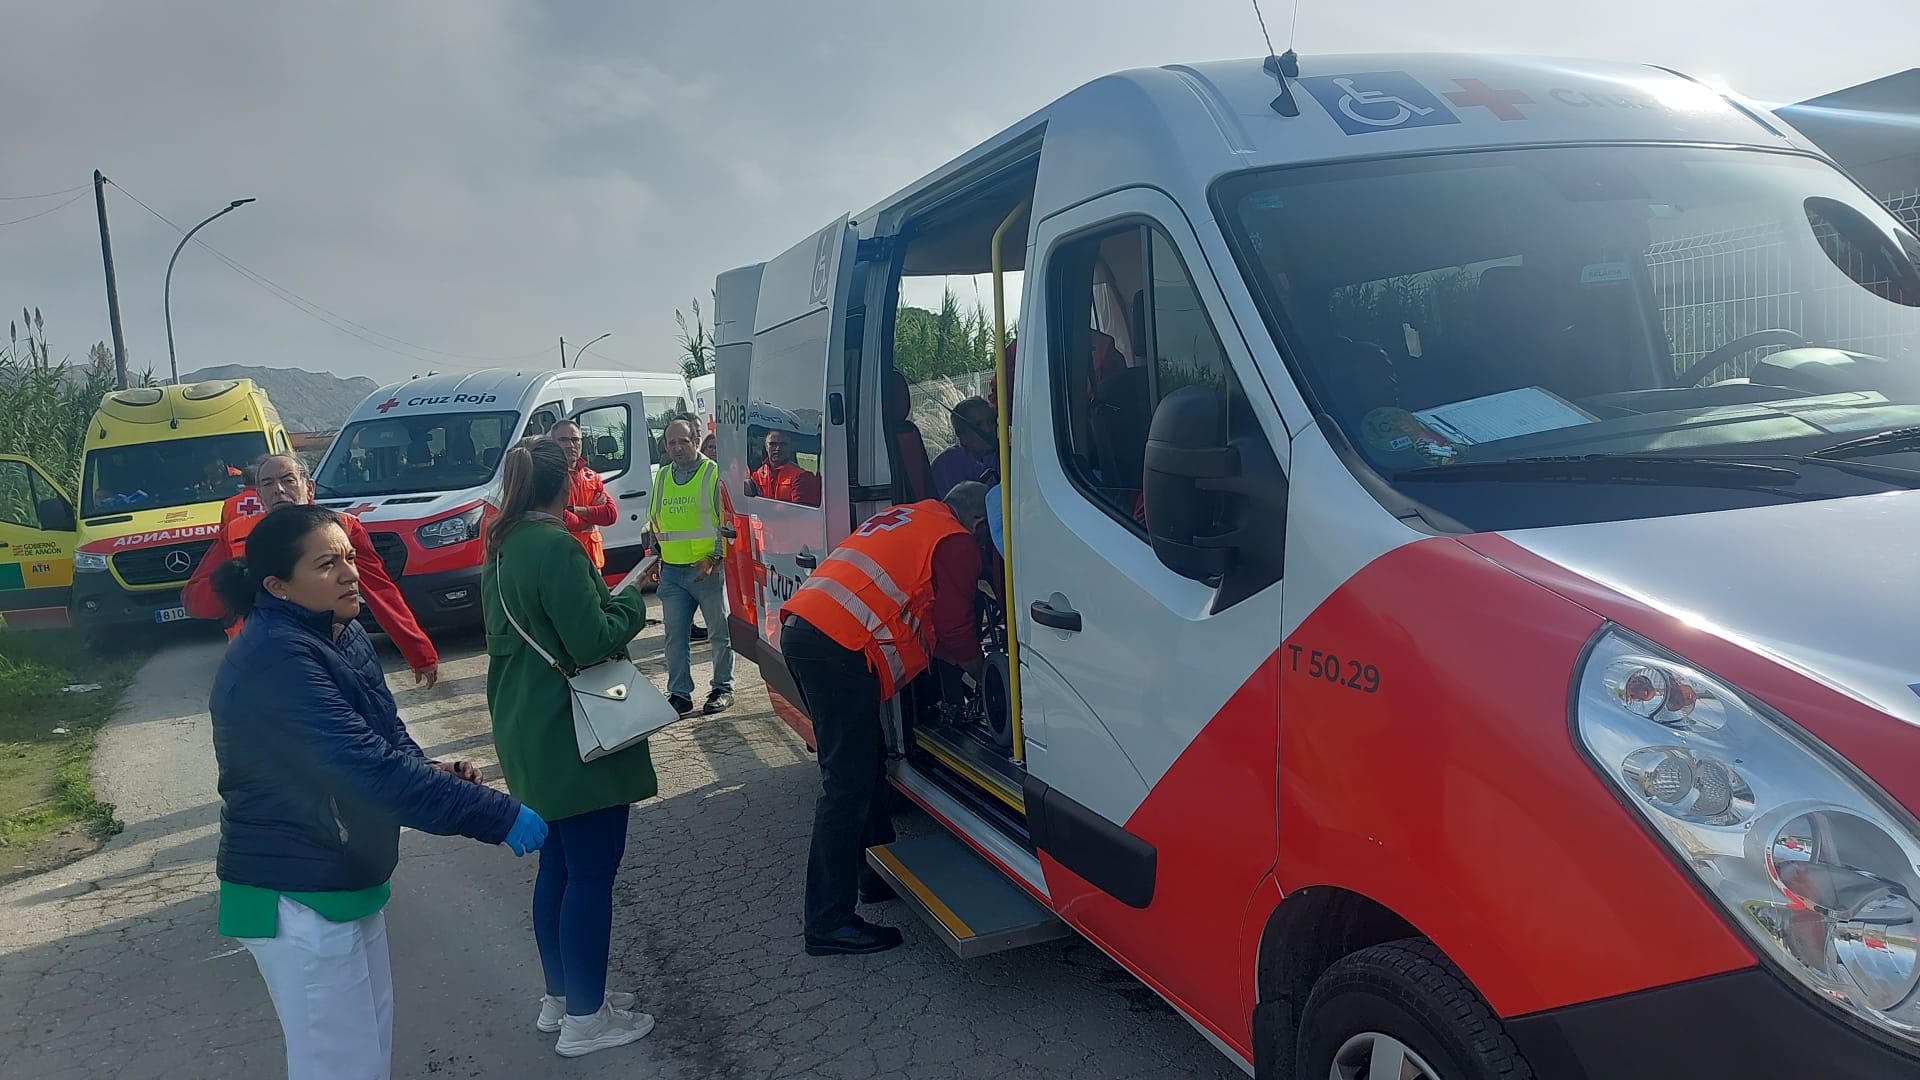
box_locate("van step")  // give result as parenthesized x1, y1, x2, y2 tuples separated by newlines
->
(866, 832, 1070, 959)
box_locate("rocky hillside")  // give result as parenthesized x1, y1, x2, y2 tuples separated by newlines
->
(182, 365, 379, 432)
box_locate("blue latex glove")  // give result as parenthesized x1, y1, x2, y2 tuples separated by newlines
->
(505, 804, 547, 856)
(985, 483, 1005, 557)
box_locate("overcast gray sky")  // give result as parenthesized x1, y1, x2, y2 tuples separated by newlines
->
(1, 0, 1908, 384)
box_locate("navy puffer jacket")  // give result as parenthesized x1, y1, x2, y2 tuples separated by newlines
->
(211, 594, 519, 892)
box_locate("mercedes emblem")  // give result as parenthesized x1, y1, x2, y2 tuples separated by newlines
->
(164, 549, 193, 575)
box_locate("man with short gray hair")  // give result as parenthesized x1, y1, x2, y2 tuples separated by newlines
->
(182, 453, 443, 688)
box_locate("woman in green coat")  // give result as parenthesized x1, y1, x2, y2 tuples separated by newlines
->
(482, 437, 656, 1060)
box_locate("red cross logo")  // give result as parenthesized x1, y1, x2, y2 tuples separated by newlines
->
(855, 506, 915, 538)
(342, 502, 380, 517)
(236, 495, 262, 516)
(375, 397, 401, 414)
(1445, 78, 1534, 121)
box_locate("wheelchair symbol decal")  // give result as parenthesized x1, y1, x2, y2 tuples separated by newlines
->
(1299, 72, 1461, 136)
(1333, 78, 1435, 127)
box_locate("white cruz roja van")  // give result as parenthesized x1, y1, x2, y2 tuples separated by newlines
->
(313, 368, 690, 625)
(714, 53, 1920, 1080)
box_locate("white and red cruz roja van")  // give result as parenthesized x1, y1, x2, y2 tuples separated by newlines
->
(714, 53, 1920, 1079)
(312, 368, 691, 626)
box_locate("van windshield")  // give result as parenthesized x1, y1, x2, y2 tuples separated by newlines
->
(1219, 146, 1920, 530)
(81, 432, 267, 517)
(317, 411, 518, 497)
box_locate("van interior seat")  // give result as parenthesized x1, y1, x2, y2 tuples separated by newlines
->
(594, 434, 621, 470)
(482, 447, 503, 471)
(1090, 365, 1152, 499)
(1470, 265, 1570, 399)
(1315, 336, 1401, 427)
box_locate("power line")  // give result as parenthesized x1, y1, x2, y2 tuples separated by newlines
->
(106, 179, 557, 368)
(0, 191, 87, 227)
(0, 182, 90, 202)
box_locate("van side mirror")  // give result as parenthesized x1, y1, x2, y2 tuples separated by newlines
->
(38, 497, 76, 533)
(1143, 386, 1287, 609)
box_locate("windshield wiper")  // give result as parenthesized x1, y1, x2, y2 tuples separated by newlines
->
(1394, 454, 1803, 489)
(1810, 426, 1920, 461)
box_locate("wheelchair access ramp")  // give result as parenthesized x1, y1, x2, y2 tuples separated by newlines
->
(866, 831, 1070, 959)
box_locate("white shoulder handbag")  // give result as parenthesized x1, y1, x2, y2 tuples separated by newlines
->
(495, 556, 682, 762)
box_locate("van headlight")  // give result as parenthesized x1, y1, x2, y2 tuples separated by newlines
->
(1577, 628, 1920, 1042)
(416, 506, 483, 548)
(74, 552, 109, 573)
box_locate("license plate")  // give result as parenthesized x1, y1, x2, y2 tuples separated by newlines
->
(154, 606, 190, 624)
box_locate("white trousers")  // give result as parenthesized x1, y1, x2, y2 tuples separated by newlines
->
(239, 896, 394, 1080)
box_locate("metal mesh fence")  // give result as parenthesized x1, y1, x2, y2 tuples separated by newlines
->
(1646, 190, 1920, 380)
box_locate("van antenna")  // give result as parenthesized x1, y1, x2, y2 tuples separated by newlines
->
(1250, 0, 1301, 116)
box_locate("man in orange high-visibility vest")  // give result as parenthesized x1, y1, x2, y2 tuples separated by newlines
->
(780, 482, 988, 957)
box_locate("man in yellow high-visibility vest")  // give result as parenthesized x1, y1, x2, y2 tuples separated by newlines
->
(647, 418, 733, 717)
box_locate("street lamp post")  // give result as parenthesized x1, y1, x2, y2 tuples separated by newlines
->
(569, 332, 611, 368)
(165, 198, 256, 384)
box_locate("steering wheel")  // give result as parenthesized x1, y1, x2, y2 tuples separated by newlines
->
(1672, 329, 1807, 389)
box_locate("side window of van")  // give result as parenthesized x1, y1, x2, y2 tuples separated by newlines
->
(573, 403, 633, 479)
(1047, 222, 1239, 535)
(525, 403, 562, 438)
(745, 326, 826, 509)
(0, 460, 35, 528)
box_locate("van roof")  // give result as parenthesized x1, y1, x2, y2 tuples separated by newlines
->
(94, 378, 277, 428)
(343, 367, 689, 425)
(859, 54, 1813, 227)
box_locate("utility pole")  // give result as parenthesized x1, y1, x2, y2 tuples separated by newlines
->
(93, 170, 130, 390)
(559, 335, 567, 369)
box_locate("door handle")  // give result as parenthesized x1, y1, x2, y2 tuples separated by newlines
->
(1030, 599, 1082, 633)
(619, 491, 648, 500)
(795, 551, 818, 570)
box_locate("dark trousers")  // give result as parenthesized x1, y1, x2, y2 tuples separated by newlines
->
(532, 804, 631, 1016)
(782, 616, 896, 938)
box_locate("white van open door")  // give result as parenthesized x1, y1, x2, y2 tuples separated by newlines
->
(566, 390, 657, 564)
(734, 216, 857, 654)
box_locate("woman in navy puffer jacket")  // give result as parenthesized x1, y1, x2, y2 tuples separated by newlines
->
(209, 505, 548, 1080)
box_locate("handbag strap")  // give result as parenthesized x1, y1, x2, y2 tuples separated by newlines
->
(494, 551, 570, 676)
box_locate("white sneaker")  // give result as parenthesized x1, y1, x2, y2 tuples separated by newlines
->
(554, 1000, 656, 1058)
(537, 991, 638, 1033)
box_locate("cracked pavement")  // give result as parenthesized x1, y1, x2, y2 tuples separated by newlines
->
(0, 615, 1241, 1079)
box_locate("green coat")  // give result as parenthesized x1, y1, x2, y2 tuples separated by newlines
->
(483, 520, 655, 821)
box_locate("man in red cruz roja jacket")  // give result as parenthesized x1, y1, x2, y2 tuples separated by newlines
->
(182, 453, 441, 688)
(548, 419, 619, 568)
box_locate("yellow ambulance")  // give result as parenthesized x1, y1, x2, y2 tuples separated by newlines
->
(0, 379, 291, 632)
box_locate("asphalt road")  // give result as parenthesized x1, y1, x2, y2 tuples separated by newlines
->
(0, 615, 1242, 1079)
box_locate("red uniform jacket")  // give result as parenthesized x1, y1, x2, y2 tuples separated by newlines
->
(562, 459, 617, 568)
(751, 461, 822, 506)
(181, 510, 439, 675)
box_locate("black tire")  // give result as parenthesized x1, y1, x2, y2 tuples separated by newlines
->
(1297, 940, 1533, 1080)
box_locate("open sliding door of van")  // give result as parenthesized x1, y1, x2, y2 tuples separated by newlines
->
(725, 217, 857, 729)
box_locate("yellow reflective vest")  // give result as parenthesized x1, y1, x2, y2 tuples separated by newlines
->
(648, 459, 724, 566)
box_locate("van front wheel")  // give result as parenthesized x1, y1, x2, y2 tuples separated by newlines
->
(1296, 940, 1533, 1080)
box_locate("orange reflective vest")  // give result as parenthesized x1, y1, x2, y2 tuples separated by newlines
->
(780, 500, 968, 700)
(217, 513, 266, 641)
